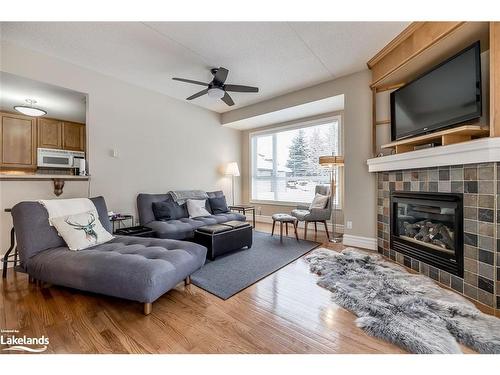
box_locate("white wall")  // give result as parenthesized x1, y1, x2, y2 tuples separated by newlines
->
(231, 70, 376, 240)
(0, 41, 241, 259)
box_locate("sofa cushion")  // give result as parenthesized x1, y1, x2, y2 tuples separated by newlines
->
(12, 197, 112, 264)
(147, 213, 246, 240)
(137, 193, 170, 225)
(51, 210, 114, 251)
(207, 190, 224, 198)
(152, 200, 188, 221)
(208, 196, 229, 214)
(25, 235, 207, 303)
(187, 199, 211, 218)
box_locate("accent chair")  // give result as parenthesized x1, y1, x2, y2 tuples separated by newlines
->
(291, 185, 332, 240)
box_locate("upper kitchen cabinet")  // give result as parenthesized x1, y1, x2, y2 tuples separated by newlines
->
(38, 118, 63, 149)
(62, 121, 85, 152)
(0, 112, 37, 169)
(1, 72, 88, 171)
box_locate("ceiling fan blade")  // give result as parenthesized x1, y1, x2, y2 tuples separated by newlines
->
(172, 77, 208, 86)
(224, 84, 259, 93)
(186, 88, 209, 100)
(214, 67, 229, 84)
(221, 92, 234, 106)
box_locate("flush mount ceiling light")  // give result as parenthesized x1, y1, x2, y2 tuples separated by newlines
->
(14, 99, 47, 117)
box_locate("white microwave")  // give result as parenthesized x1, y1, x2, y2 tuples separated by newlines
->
(37, 148, 85, 169)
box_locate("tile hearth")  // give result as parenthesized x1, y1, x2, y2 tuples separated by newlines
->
(377, 163, 499, 313)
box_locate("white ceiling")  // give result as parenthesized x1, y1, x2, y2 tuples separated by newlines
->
(0, 22, 408, 114)
(0, 72, 87, 122)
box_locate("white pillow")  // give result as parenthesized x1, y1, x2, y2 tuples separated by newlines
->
(187, 199, 211, 218)
(309, 193, 329, 210)
(51, 210, 114, 251)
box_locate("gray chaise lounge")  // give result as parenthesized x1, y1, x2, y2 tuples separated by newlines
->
(11, 196, 207, 315)
(137, 191, 246, 240)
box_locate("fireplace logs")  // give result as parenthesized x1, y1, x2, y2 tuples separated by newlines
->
(402, 220, 454, 250)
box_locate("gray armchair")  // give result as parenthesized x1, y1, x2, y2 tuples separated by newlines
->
(291, 185, 331, 240)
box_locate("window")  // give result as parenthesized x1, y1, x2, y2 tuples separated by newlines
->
(250, 115, 342, 207)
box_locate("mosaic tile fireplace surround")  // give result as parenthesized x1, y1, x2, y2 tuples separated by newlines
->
(377, 163, 500, 314)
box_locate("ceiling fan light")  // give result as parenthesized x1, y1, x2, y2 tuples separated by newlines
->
(207, 87, 225, 99)
(14, 105, 47, 117)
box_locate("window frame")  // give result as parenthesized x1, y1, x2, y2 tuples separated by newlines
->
(248, 113, 343, 209)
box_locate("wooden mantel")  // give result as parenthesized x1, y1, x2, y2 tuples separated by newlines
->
(367, 22, 500, 156)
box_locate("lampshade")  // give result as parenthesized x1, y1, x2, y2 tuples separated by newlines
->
(319, 155, 344, 167)
(225, 162, 240, 176)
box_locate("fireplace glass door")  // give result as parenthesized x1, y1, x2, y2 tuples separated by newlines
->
(391, 192, 463, 276)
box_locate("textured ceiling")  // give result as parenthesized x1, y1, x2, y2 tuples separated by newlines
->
(0, 22, 408, 113)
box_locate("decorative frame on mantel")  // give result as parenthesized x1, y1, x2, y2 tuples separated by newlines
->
(366, 22, 500, 157)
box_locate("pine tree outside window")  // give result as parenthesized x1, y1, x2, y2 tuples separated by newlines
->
(250, 115, 342, 207)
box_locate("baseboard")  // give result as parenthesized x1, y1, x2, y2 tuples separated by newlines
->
(252, 214, 344, 233)
(342, 234, 378, 250)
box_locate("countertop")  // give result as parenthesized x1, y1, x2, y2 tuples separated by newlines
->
(0, 172, 90, 181)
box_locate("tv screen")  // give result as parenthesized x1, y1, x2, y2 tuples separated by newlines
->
(391, 41, 482, 141)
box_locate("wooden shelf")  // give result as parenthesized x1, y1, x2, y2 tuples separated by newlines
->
(381, 125, 490, 154)
(370, 22, 489, 89)
(367, 22, 497, 157)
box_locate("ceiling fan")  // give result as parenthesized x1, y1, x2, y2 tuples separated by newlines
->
(172, 67, 258, 106)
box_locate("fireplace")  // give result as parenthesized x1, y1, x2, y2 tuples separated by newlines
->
(391, 191, 464, 277)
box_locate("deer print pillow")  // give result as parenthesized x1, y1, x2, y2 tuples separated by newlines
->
(51, 210, 114, 251)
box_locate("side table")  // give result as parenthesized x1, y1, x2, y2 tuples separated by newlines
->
(110, 214, 134, 234)
(228, 205, 256, 228)
(114, 225, 156, 238)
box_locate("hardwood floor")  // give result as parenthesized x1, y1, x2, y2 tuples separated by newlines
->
(0, 224, 432, 353)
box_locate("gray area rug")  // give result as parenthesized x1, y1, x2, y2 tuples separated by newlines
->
(306, 248, 500, 354)
(191, 231, 318, 299)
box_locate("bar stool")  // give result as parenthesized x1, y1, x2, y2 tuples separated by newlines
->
(2, 209, 18, 278)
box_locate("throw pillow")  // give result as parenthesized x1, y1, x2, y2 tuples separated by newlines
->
(207, 190, 224, 198)
(152, 201, 188, 221)
(186, 199, 211, 218)
(51, 210, 114, 251)
(208, 196, 229, 214)
(309, 193, 329, 210)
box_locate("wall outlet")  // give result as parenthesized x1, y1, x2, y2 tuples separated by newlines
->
(346, 220, 353, 230)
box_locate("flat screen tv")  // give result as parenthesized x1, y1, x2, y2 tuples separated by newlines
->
(391, 41, 482, 141)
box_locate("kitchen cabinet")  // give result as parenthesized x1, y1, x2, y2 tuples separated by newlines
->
(62, 121, 85, 152)
(0, 112, 37, 169)
(38, 118, 63, 149)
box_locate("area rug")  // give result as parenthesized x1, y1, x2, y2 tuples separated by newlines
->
(305, 248, 500, 354)
(191, 231, 319, 299)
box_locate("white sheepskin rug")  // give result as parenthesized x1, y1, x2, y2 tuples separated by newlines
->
(305, 248, 500, 353)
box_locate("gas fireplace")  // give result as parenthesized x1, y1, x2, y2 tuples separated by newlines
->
(391, 191, 464, 277)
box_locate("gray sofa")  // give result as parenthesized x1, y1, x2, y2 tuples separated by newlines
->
(137, 191, 246, 240)
(11, 196, 207, 315)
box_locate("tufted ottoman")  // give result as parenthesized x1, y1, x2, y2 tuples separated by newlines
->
(11, 197, 207, 315)
(271, 213, 299, 242)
